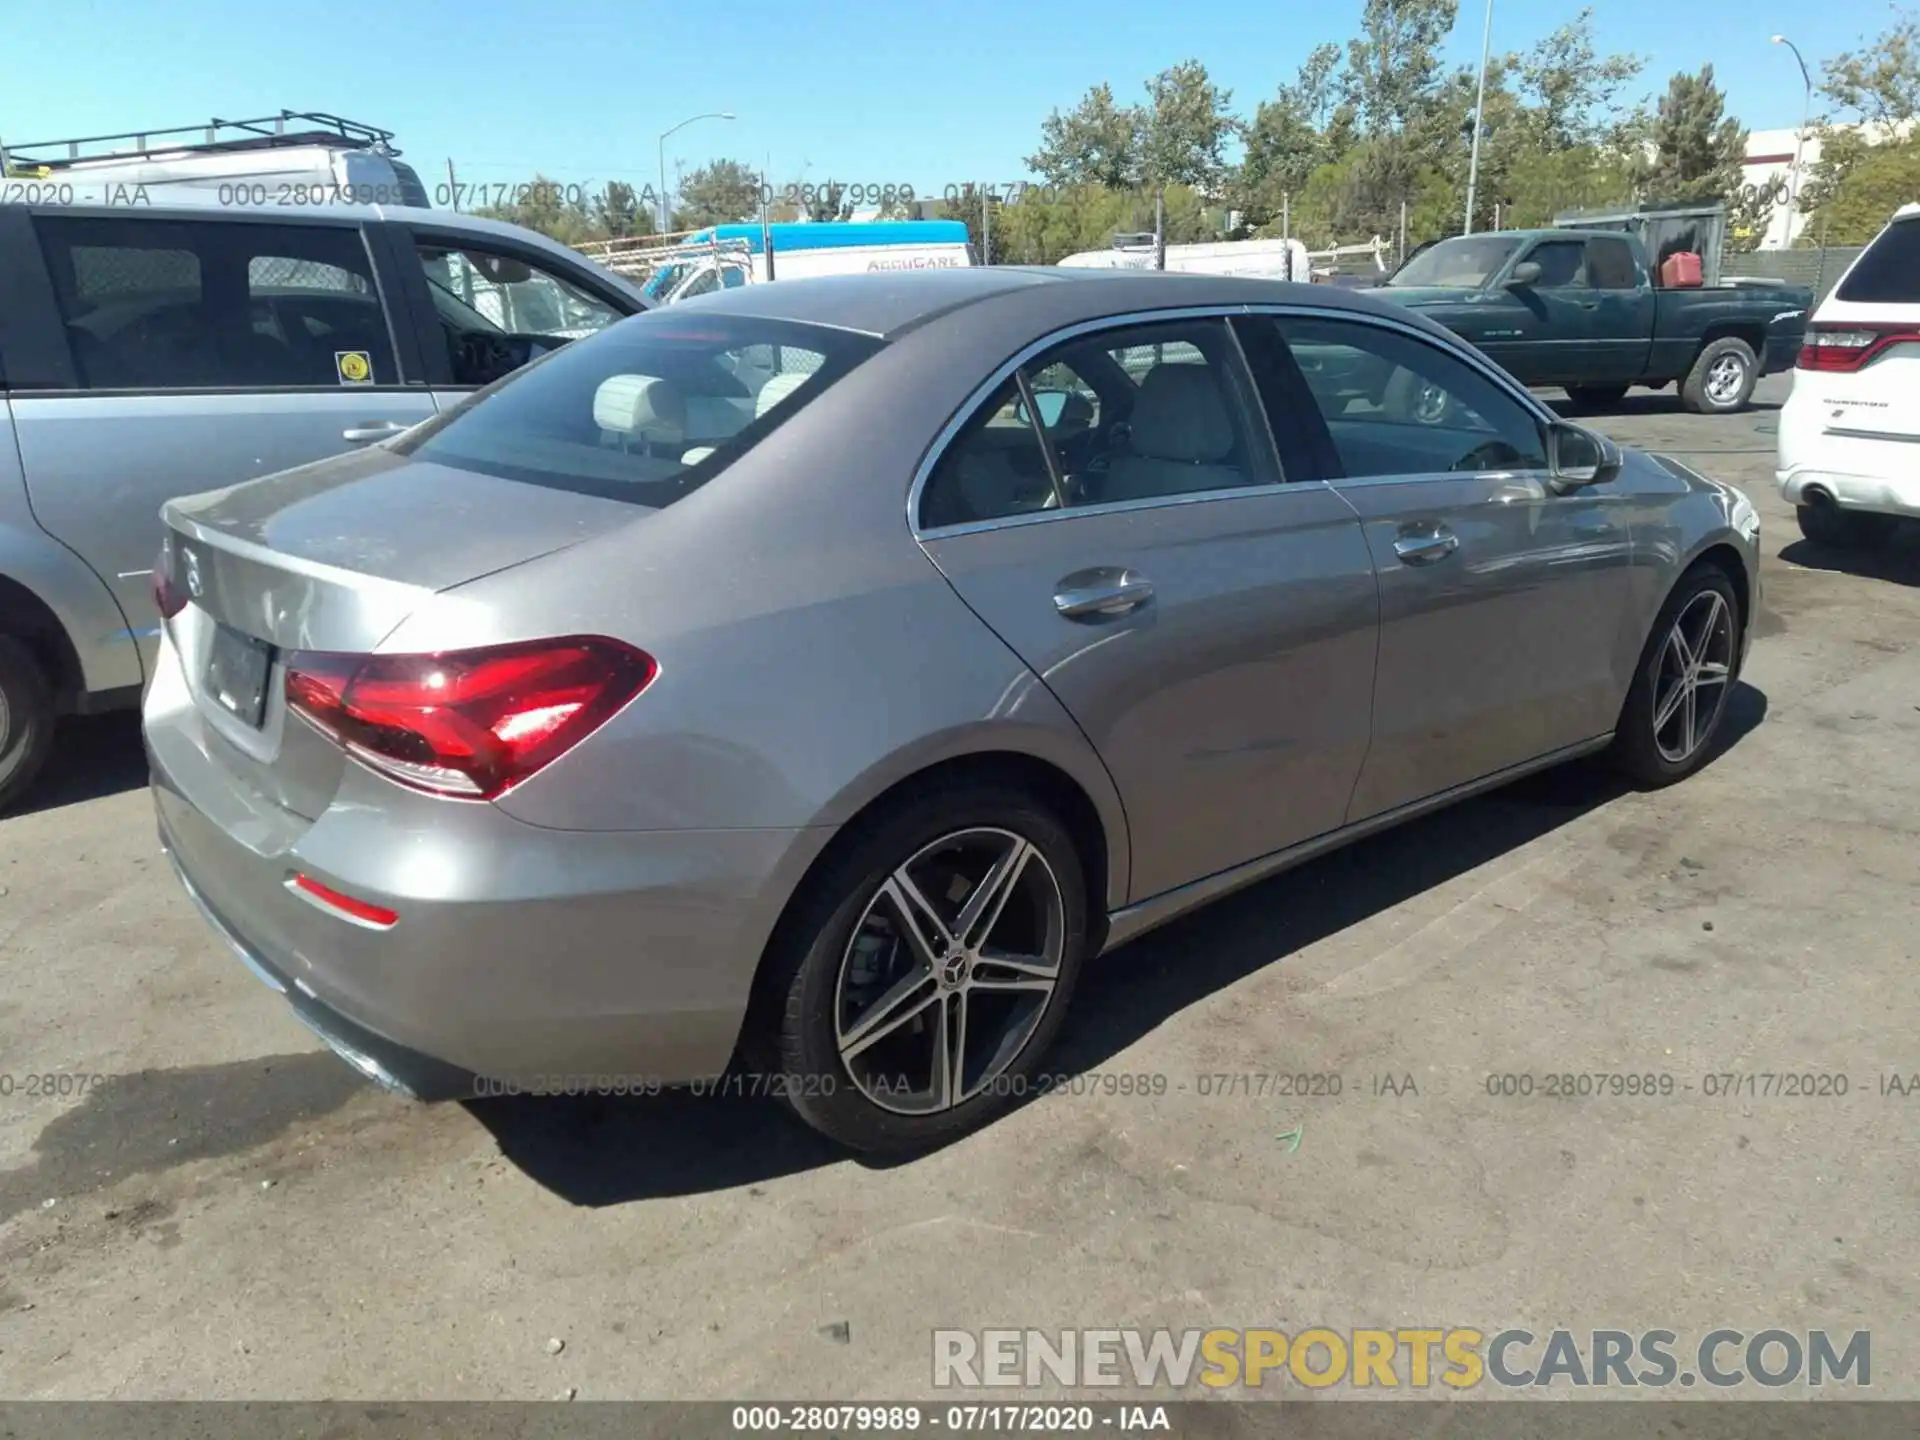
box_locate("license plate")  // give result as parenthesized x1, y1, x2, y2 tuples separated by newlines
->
(205, 624, 274, 728)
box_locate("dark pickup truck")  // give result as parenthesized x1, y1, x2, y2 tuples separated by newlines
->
(1370, 227, 1811, 413)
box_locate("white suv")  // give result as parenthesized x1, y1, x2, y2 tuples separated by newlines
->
(1777, 203, 1920, 548)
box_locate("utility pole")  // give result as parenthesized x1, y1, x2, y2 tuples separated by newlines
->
(1773, 35, 1814, 247)
(445, 158, 459, 211)
(761, 156, 776, 282)
(1463, 0, 1495, 234)
(980, 183, 991, 265)
(657, 111, 736, 237)
(1154, 187, 1166, 270)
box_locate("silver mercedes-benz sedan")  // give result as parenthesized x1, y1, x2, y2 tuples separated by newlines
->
(146, 268, 1762, 1152)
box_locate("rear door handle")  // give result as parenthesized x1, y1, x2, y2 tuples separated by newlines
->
(1393, 531, 1459, 566)
(342, 421, 410, 444)
(1053, 570, 1154, 618)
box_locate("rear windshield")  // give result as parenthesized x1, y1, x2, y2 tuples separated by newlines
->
(1836, 218, 1920, 304)
(394, 314, 882, 505)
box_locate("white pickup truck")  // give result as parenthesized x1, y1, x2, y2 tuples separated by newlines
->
(580, 220, 974, 303)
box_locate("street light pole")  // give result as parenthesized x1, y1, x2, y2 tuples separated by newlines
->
(656, 111, 736, 236)
(1463, 0, 1495, 235)
(1772, 35, 1813, 247)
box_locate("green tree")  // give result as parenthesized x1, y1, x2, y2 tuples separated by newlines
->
(1234, 44, 1345, 226)
(594, 181, 644, 240)
(1496, 144, 1636, 228)
(1796, 4, 1920, 242)
(475, 172, 603, 245)
(1342, 0, 1461, 137)
(1799, 132, 1920, 242)
(1139, 60, 1238, 193)
(1514, 9, 1646, 149)
(1818, 4, 1920, 124)
(938, 182, 1014, 263)
(1637, 66, 1747, 205)
(673, 159, 764, 229)
(1027, 83, 1143, 189)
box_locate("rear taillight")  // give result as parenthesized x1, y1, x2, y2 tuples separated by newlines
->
(285, 636, 656, 800)
(1797, 325, 1920, 372)
(153, 540, 188, 619)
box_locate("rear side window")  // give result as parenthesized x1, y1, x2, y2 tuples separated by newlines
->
(1585, 238, 1639, 290)
(395, 314, 881, 505)
(918, 317, 1277, 528)
(1836, 218, 1920, 304)
(34, 215, 395, 390)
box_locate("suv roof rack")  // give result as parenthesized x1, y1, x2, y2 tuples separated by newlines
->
(7, 112, 400, 169)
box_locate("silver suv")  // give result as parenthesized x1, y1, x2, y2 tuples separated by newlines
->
(0, 198, 649, 810)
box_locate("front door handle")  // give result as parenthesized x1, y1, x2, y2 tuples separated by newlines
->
(1393, 531, 1459, 566)
(342, 421, 410, 444)
(1053, 570, 1154, 618)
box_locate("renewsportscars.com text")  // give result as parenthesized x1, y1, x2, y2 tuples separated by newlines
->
(933, 1327, 1871, 1390)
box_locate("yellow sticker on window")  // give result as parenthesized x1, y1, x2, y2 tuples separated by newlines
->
(335, 350, 374, 386)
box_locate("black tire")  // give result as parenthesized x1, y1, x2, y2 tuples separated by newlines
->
(1680, 337, 1758, 414)
(1610, 564, 1743, 788)
(1565, 384, 1628, 412)
(1796, 501, 1898, 550)
(764, 782, 1089, 1153)
(0, 635, 57, 815)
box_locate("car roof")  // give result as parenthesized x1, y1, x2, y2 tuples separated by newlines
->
(0, 200, 652, 303)
(669, 265, 1444, 340)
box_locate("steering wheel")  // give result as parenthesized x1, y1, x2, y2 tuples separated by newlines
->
(1450, 439, 1530, 473)
(454, 330, 521, 385)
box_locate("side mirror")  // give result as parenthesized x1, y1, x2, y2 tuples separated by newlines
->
(1014, 389, 1071, 428)
(471, 253, 534, 286)
(1507, 260, 1543, 288)
(1547, 421, 1623, 490)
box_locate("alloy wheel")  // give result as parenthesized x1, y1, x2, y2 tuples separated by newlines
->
(833, 827, 1066, 1116)
(1652, 589, 1735, 764)
(1412, 381, 1451, 424)
(1704, 354, 1747, 407)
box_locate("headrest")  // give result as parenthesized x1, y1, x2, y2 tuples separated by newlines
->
(594, 374, 686, 442)
(755, 370, 810, 419)
(1128, 364, 1235, 464)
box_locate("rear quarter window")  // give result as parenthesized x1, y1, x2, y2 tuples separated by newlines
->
(1836, 219, 1920, 304)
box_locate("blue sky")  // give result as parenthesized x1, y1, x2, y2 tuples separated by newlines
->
(2, 0, 1895, 204)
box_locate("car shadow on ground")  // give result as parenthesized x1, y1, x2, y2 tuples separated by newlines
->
(1543, 391, 1786, 421)
(9, 713, 148, 818)
(470, 684, 1768, 1205)
(1780, 531, 1920, 588)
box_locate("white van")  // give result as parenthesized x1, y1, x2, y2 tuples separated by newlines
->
(1057, 235, 1313, 282)
(622, 220, 974, 302)
(1777, 203, 1920, 547)
(3, 112, 431, 209)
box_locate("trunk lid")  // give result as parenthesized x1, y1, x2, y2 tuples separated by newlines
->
(159, 445, 648, 818)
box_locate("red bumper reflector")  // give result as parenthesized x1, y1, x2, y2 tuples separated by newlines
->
(289, 872, 399, 929)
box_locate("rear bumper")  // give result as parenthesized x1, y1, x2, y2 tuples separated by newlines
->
(145, 632, 834, 1093)
(1777, 462, 1920, 518)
